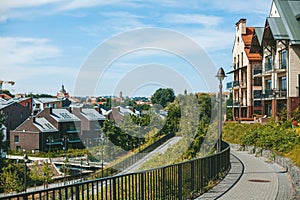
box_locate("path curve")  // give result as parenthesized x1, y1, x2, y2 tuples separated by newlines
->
(197, 147, 293, 200)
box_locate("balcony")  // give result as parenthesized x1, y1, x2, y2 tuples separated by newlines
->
(226, 80, 240, 89)
(253, 69, 262, 76)
(262, 89, 287, 99)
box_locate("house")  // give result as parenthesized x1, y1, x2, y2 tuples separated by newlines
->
(250, 0, 300, 118)
(33, 98, 63, 115)
(228, 0, 300, 120)
(107, 106, 137, 124)
(72, 107, 106, 148)
(10, 117, 59, 152)
(0, 101, 31, 146)
(227, 19, 262, 119)
(37, 107, 83, 150)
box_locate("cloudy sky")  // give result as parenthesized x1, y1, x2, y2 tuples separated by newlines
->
(0, 0, 272, 97)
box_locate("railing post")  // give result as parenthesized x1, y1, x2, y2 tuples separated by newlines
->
(162, 167, 166, 199)
(191, 161, 195, 193)
(178, 164, 182, 200)
(75, 185, 80, 200)
(113, 178, 117, 200)
(141, 173, 145, 200)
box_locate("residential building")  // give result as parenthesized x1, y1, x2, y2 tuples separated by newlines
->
(33, 98, 63, 115)
(37, 107, 83, 150)
(73, 107, 106, 148)
(227, 19, 262, 119)
(10, 117, 59, 152)
(250, 0, 300, 118)
(0, 101, 31, 145)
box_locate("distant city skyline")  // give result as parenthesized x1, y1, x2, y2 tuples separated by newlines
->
(0, 0, 271, 96)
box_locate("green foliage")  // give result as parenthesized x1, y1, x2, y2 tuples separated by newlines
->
(1, 90, 14, 98)
(26, 93, 54, 98)
(223, 122, 300, 154)
(151, 88, 175, 108)
(0, 161, 25, 193)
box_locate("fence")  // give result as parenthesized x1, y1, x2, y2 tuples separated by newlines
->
(2, 142, 230, 200)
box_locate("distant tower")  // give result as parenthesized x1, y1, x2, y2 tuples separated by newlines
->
(119, 91, 123, 102)
(56, 84, 69, 98)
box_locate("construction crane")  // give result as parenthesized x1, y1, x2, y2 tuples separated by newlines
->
(0, 80, 15, 92)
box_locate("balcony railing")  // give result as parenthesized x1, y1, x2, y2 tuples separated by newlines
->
(261, 89, 287, 98)
(253, 69, 262, 75)
(2, 143, 231, 200)
(226, 80, 240, 89)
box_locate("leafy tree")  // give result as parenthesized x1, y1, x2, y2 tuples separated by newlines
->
(151, 88, 175, 108)
(0, 162, 25, 193)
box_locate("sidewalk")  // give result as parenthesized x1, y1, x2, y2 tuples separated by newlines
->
(197, 148, 293, 200)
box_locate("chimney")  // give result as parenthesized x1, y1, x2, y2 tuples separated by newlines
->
(68, 107, 72, 113)
(236, 18, 247, 34)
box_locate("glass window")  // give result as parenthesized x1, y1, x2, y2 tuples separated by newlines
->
(279, 50, 287, 69)
(280, 76, 287, 91)
(266, 79, 272, 90)
(14, 135, 19, 143)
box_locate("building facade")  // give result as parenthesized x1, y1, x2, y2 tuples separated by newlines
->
(228, 19, 262, 119)
(250, 0, 300, 119)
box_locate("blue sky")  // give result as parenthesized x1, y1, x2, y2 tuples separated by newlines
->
(0, 0, 272, 97)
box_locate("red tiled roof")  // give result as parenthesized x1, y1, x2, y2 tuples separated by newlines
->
(242, 27, 262, 61)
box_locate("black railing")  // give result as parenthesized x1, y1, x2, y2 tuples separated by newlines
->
(2, 142, 230, 200)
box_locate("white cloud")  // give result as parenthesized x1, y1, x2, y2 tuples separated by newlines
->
(0, 37, 60, 67)
(208, 0, 271, 14)
(0, 0, 60, 22)
(57, 0, 124, 11)
(162, 14, 223, 27)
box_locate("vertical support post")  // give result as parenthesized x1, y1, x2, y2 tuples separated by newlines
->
(178, 165, 182, 200)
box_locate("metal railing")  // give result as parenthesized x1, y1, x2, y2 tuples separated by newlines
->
(2, 142, 230, 200)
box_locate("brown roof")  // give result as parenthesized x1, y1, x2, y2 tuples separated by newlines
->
(242, 27, 262, 61)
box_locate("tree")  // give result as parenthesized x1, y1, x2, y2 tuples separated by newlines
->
(0, 162, 25, 193)
(151, 88, 175, 108)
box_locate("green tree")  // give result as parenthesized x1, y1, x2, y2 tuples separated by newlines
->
(151, 88, 175, 108)
(0, 162, 25, 193)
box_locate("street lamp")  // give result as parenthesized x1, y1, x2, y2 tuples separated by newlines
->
(99, 133, 105, 177)
(46, 136, 54, 161)
(216, 67, 226, 152)
(23, 153, 29, 192)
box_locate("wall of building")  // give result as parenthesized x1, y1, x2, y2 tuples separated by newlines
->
(288, 45, 300, 97)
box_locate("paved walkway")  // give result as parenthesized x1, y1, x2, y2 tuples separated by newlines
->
(197, 148, 293, 200)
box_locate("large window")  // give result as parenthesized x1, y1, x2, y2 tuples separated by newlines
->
(265, 55, 272, 71)
(279, 49, 287, 69)
(279, 76, 287, 91)
(266, 79, 272, 90)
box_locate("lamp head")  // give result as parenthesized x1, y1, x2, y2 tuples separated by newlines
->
(216, 67, 226, 82)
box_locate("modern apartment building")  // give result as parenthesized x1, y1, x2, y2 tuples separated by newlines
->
(228, 0, 300, 120)
(227, 19, 262, 119)
(250, 0, 300, 119)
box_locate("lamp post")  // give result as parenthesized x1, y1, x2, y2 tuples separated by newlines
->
(46, 136, 54, 162)
(23, 153, 29, 192)
(216, 67, 226, 152)
(100, 133, 105, 177)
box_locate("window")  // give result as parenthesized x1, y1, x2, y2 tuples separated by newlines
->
(25, 102, 30, 108)
(14, 135, 19, 143)
(266, 79, 272, 90)
(265, 55, 272, 71)
(279, 49, 287, 69)
(279, 76, 287, 91)
(241, 52, 243, 67)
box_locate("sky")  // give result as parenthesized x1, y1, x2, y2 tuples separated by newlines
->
(0, 0, 272, 97)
